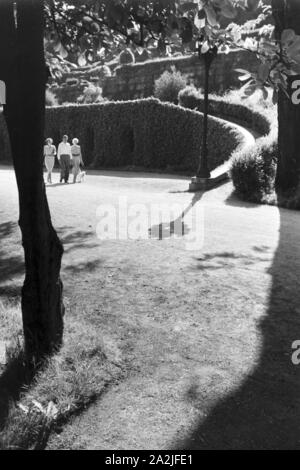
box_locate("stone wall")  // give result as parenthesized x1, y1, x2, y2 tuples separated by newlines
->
(102, 50, 259, 101)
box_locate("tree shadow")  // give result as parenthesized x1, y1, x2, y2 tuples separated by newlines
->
(63, 259, 102, 275)
(0, 221, 24, 286)
(225, 190, 262, 209)
(0, 350, 37, 428)
(149, 192, 204, 240)
(194, 250, 272, 271)
(175, 206, 300, 449)
(60, 231, 99, 256)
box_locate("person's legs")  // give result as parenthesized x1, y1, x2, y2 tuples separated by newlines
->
(45, 157, 51, 183)
(47, 157, 54, 183)
(65, 155, 71, 183)
(72, 157, 80, 183)
(60, 155, 67, 182)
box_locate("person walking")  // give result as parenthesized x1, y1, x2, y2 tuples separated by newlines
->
(43, 138, 56, 184)
(71, 138, 84, 183)
(57, 135, 72, 183)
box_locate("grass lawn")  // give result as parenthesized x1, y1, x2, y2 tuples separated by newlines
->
(1, 167, 300, 449)
(0, 296, 123, 450)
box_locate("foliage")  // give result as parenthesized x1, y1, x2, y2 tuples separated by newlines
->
(178, 85, 272, 136)
(179, 84, 279, 201)
(77, 83, 105, 104)
(45, 88, 59, 107)
(42, 98, 242, 172)
(44, 1, 300, 101)
(154, 67, 187, 104)
(230, 137, 278, 201)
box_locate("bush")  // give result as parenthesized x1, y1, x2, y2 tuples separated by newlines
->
(77, 84, 104, 104)
(45, 89, 58, 107)
(41, 98, 243, 170)
(230, 137, 277, 201)
(119, 48, 135, 65)
(178, 85, 202, 109)
(154, 67, 187, 104)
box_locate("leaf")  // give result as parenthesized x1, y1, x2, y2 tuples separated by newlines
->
(238, 73, 252, 82)
(261, 86, 268, 100)
(241, 80, 256, 97)
(194, 11, 206, 30)
(59, 45, 68, 60)
(201, 41, 210, 54)
(281, 29, 296, 45)
(272, 89, 278, 105)
(78, 53, 87, 67)
(257, 63, 270, 83)
(219, 44, 230, 55)
(220, 2, 237, 19)
(287, 36, 300, 63)
(32, 400, 45, 413)
(18, 403, 29, 414)
(204, 6, 218, 27)
(235, 68, 251, 75)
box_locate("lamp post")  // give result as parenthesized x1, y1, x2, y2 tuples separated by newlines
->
(196, 44, 218, 179)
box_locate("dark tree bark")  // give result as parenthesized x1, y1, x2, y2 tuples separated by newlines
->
(272, 0, 300, 191)
(0, 0, 64, 362)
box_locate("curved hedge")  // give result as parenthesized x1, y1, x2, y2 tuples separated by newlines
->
(46, 98, 245, 172)
(178, 87, 272, 137)
(179, 86, 279, 199)
(0, 98, 245, 174)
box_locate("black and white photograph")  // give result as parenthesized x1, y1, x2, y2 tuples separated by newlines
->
(0, 0, 300, 454)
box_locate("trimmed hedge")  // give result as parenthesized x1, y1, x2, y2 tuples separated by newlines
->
(179, 85, 279, 200)
(230, 136, 277, 201)
(178, 85, 271, 136)
(0, 98, 244, 173)
(44, 98, 243, 171)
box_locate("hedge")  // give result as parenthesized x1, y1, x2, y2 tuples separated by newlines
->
(179, 86, 279, 199)
(178, 86, 272, 136)
(0, 98, 244, 174)
(230, 136, 277, 201)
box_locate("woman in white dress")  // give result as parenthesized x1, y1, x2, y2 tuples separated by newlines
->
(43, 138, 56, 184)
(71, 138, 84, 183)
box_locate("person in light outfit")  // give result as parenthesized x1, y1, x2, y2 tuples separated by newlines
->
(57, 135, 72, 183)
(43, 138, 56, 184)
(71, 138, 84, 183)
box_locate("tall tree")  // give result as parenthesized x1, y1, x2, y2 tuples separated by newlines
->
(272, 0, 300, 190)
(0, 0, 64, 362)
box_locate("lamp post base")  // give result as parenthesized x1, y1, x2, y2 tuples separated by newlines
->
(189, 172, 229, 192)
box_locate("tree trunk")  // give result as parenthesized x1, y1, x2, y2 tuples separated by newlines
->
(0, 0, 64, 362)
(272, 0, 300, 191)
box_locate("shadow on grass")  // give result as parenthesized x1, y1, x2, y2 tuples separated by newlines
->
(225, 190, 262, 209)
(175, 206, 300, 449)
(149, 192, 204, 240)
(0, 350, 36, 428)
(0, 222, 24, 287)
(64, 259, 102, 275)
(194, 250, 272, 271)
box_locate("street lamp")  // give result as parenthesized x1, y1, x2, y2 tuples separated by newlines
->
(195, 42, 218, 179)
